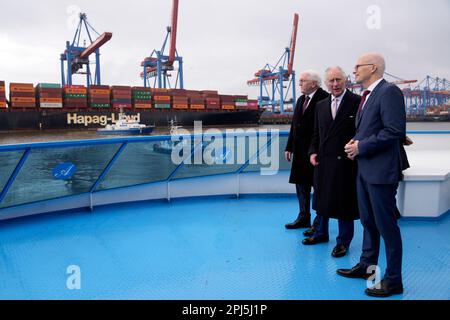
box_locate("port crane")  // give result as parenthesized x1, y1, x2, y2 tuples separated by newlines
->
(347, 73, 450, 115)
(60, 13, 112, 86)
(247, 13, 299, 113)
(347, 72, 417, 91)
(403, 76, 450, 116)
(141, 0, 184, 89)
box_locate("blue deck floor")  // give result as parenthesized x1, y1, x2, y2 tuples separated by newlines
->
(0, 195, 448, 300)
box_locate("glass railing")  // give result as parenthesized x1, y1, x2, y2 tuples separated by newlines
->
(0, 131, 291, 210)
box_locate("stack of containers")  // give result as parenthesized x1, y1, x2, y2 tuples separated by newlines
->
(202, 90, 220, 110)
(63, 85, 88, 109)
(10, 83, 36, 110)
(187, 90, 205, 110)
(132, 87, 152, 109)
(171, 89, 188, 110)
(151, 88, 171, 109)
(89, 85, 110, 110)
(0, 81, 6, 110)
(220, 95, 235, 110)
(247, 99, 259, 110)
(234, 95, 249, 110)
(111, 86, 132, 109)
(36, 83, 63, 109)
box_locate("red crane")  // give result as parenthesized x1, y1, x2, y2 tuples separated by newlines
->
(247, 13, 300, 113)
(141, 0, 184, 88)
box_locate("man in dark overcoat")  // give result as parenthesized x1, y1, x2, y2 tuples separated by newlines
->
(285, 70, 329, 230)
(304, 66, 361, 258)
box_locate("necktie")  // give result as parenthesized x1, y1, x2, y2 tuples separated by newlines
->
(302, 96, 310, 114)
(358, 90, 371, 114)
(331, 98, 338, 119)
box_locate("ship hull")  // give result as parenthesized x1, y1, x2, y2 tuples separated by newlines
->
(0, 109, 262, 130)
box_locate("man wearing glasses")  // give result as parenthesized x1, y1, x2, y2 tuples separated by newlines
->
(285, 71, 329, 232)
(340, 53, 408, 297)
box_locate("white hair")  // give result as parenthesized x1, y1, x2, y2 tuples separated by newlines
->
(301, 69, 322, 87)
(324, 66, 347, 81)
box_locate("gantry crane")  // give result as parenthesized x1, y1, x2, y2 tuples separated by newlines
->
(60, 13, 112, 87)
(247, 13, 299, 113)
(347, 72, 417, 92)
(402, 76, 450, 116)
(140, 0, 184, 89)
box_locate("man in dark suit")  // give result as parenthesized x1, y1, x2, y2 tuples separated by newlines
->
(285, 70, 329, 231)
(304, 67, 361, 258)
(341, 53, 408, 297)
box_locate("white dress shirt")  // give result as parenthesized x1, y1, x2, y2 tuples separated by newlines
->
(363, 78, 384, 108)
(331, 89, 346, 118)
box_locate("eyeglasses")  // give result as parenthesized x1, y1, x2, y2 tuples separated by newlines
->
(354, 63, 375, 70)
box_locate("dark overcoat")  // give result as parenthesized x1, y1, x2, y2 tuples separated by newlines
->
(286, 87, 329, 185)
(309, 90, 361, 220)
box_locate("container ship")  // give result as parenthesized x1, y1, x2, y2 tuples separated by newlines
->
(0, 81, 262, 130)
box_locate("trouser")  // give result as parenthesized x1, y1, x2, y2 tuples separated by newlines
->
(313, 215, 354, 248)
(357, 174, 403, 285)
(296, 183, 312, 218)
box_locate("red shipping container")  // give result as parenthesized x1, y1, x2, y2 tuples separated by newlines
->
(10, 92, 35, 98)
(89, 85, 110, 90)
(112, 103, 132, 109)
(111, 85, 131, 90)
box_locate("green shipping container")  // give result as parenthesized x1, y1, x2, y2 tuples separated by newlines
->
(154, 103, 171, 109)
(91, 103, 110, 108)
(65, 93, 87, 99)
(133, 95, 152, 100)
(38, 83, 61, 89)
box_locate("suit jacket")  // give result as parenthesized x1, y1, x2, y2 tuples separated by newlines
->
(354, 79, 408, 184)
(309, 90, 361, 220)
(285, 87, 329, 185)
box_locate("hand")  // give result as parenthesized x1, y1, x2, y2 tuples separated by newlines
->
(310, 154, 319, 166)
(404, 136, 413, 146)
(344, 139, 359, 160)
(285, 151, 292, 162)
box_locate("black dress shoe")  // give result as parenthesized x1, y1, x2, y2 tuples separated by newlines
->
(303, 226, 316, 237)
(285, 215, 311, 229)
(331, 245, 348, 258)
(365, 279, 403, 297)
(337, 263, 371, 279)
(302, 235, 329, 245)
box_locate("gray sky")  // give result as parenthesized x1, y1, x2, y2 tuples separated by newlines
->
(1, 0, 449, 97)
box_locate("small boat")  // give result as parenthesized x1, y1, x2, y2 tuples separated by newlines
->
(97, 110, 155, 135)
(153, 120, 185, 154)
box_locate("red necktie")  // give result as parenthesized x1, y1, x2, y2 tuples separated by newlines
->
(302, 96, 311, 114)
(357, 90, 371, 114)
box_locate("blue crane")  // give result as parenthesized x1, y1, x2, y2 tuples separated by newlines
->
(140, 0, 184, 89)
(247, 13, 299, 114)
(60, 13, 112, 87)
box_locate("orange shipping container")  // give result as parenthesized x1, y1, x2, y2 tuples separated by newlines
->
(65, 88, 87, 94)
(11, 97, 36, 103)
(190, 104, 205, 110)
(40, 98, 63, 103)
(134, 103, 152, 109)
(222, 104, 235, 110)
(10, 84, 34, 93)
(153, 95, 171, 102)
(173, 103, 188, 109)
(89, 89, 110, 95)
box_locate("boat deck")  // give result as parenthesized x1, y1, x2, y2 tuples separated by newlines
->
(0, 195, 448, 300)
